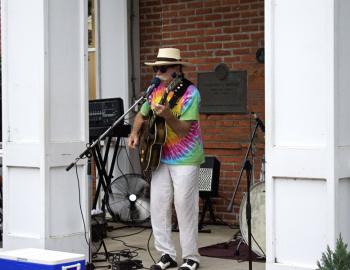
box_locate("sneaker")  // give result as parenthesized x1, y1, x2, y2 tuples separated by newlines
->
(150, 254, 178, 270)
(178, 259, 200, 270)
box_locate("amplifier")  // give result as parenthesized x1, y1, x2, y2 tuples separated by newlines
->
(89, 98, 124, 128)
(199, 156, 220, 198)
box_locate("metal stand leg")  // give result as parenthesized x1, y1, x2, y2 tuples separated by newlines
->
(244, 160, 253, 270)
(199, 197, 216, 228)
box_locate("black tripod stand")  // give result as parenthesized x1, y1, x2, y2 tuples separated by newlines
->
(227, 113, 264, 270)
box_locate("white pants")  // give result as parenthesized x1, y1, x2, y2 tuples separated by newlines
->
(150, 163, 200, 263)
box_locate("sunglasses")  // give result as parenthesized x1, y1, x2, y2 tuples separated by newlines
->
(152, 64, 178, 73)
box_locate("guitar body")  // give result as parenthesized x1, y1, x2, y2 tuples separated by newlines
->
(138, 74, 183, 179)
(139, 116, 167, 174)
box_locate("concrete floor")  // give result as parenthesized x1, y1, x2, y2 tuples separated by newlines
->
(93, 224, 265, 270)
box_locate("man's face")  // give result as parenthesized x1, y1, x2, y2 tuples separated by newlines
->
(153, 65, 179, 84)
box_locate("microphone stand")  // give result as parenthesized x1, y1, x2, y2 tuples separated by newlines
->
(227, 117, 262, 212)
(227, 114, 264, 270)
(65, 94, 147, 270)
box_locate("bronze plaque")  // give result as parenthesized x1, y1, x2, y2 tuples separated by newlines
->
(198, 64, 247, 114)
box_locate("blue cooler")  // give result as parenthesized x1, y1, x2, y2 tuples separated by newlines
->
(0, 248, 85, 270)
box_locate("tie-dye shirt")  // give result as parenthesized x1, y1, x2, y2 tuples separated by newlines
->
(140, 82, 204, 165)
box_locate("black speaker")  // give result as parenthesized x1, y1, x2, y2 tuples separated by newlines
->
(199, 156, 220, 198)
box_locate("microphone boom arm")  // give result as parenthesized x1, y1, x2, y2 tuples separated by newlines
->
(66, 94, 147, 171)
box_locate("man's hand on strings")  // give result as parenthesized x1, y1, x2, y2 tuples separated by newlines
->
(152, 102, 173, 120)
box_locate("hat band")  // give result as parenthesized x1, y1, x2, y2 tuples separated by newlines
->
(156, 57, 181, 62)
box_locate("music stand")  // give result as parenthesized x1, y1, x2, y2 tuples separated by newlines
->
(227, 113, 264, 270)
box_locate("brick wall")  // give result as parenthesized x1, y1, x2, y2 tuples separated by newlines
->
(139, 0, 265, 225)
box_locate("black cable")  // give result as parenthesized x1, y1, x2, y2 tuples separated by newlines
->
(112, 227, 147, 238)
(121, 137, 136, 174)
(75, 162, 92, 264)
(116, 139, 128, 179)
(110, 237, 146, 252)
(251, 232, 266, 257)
(147, 229, 156, 263)
(214, 216, 239, 230)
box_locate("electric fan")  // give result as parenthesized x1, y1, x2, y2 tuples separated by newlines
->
(106, 174, 150, 224)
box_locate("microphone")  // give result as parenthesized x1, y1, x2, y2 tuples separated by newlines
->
(251, 112, 265, 133)
(144, 77, 161, 98)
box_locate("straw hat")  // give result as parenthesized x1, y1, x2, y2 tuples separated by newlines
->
(145, 48, 192, 66)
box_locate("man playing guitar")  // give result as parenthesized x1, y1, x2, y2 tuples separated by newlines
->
(128, 48, 204, 270)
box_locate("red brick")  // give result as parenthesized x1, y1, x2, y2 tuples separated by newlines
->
(251, 17, 264, 24)
(196, 22, 213, 29)
(223, 27, 241, 34)
(213, 6, 232, 13)
(234, 48, 250, 54)
(186, 29, 205, 36)
(233, 34, 250, 40)
(196, 51, 213, 57)
(189, 44, 205, 50)
(223, 56, 241, 62)
(197, 36, 214, 42)
(205, 14, 222, 21)
(170, 4, 186, 10)
(203, 0, 221, 7)
(223, 42, 241, 48)
(222, 0, 240, 4)
(171, 17, 185, 24)
(181, 10, 195, 16)
(214, 35, 232, 42)
(242, 25, 259, 32)
(195, 8, 213, 15)
(187, 1, 203, 9)
(163, 11, 178, 17)
(162, 0, 178, 3)
(205, 28, 222, 35)
(206, 43, 223, 49)
(215, 50, 232, 56)
(214, 21, 232, 27)
(241, 10, 258, 18)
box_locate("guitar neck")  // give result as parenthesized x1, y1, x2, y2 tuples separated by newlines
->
(159, 89, 169, 105)
(158, 75, 181, 105)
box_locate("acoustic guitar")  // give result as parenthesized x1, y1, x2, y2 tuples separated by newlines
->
(139, 75, 183, 178)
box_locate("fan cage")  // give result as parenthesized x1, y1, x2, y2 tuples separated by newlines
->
(105, 173, 150, 225)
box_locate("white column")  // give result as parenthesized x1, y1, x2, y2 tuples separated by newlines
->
(1, 0, 89, 258)
(265, 0, 350, 269)
(97, 0, 136, 180)
(99, 0, 129, 102)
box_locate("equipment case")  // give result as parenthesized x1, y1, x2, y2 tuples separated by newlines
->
(0, 248, 85, 270)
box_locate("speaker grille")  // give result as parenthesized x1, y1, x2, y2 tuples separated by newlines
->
(199, 168, 213, 192)
(199, 156, 220, 197)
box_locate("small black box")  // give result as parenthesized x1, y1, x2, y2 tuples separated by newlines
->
(199, 156, 220, 198)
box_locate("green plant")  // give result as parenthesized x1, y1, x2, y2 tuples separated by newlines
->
(317, 234, 350, 270)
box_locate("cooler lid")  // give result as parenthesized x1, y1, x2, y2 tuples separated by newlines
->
(0, 248, 85, 265)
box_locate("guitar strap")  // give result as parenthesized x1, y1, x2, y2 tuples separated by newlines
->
(147, 78, 193, 118)
(168, 78, 192, 110)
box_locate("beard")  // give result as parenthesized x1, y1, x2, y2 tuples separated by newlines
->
(156, 75, 169, 82)
(156, 74, 170, 84)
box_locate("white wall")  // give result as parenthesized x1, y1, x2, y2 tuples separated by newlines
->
(1, 0, 89, 258)
(335, 0, 350, 245)
(266, 0, 350, 269)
